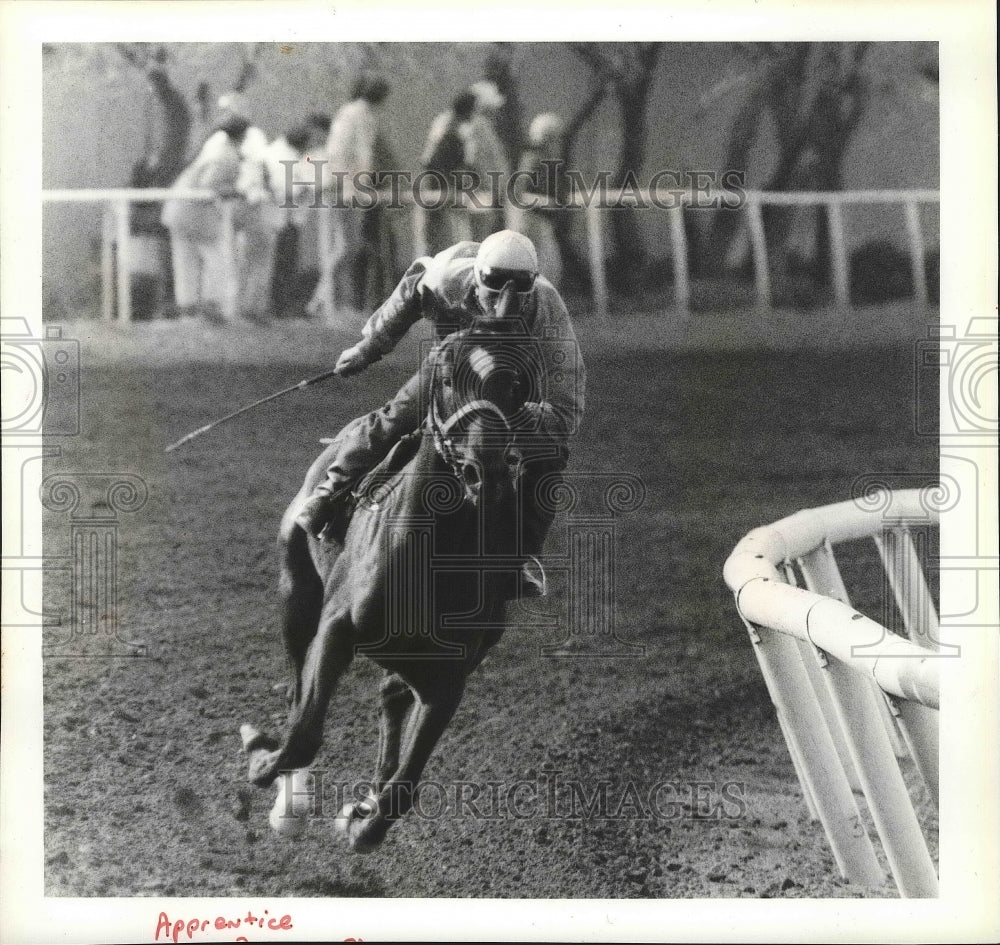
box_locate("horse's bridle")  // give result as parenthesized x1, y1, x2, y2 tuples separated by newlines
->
(428, 342, 515, 483)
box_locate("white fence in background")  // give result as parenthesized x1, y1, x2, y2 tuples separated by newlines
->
(723, 489, 940, 898)
(42, 187, 940, 323)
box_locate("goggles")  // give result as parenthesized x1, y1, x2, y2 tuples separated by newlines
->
(475, 266, 537, 295)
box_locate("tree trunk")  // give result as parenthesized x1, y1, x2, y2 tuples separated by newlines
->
(145, 64, 192, 186)
(706, 44, 812, 276)
(703, 88, 769, 274)
(607, 83, 651, 289)
(558, 80, 608, 283)
(128, 59, 192, 237)
(484, 46, 525, 173)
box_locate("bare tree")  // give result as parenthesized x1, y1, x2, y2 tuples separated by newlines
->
(113, 44, 192, 190)
(701, 42, 934, 283)
(231, 42, 266, 94)
(566, 42, 663, 288)
(483, 44, 526, 172)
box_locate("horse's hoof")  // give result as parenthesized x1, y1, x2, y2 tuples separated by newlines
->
(334, 796, 384, 854)
(269, 807, 306, 838)
(268, 770, 313, 839)
(240, 724, 278, 754)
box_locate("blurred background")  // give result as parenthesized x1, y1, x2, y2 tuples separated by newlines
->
(42, 41, 939, 320)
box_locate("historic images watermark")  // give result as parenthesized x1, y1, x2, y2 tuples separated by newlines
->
(1, 317, 149, 658)
(278, 162, 747, 212)
(271, 772, 749, 823)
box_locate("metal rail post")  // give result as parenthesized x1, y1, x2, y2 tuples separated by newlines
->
(100, 203, 114, 322)
(113, 199, 131, 323)
(746, 198, 772, 309)
(826, 201, 850, 309)
(667, 206, 690, 316)
(585, 203, 609, 320)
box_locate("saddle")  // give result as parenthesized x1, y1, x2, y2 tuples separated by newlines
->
(352, 430, 424, 513)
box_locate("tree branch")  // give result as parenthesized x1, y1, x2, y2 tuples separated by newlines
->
(113, 43, 148, 69)
(562, 79, 609, 158)
(233, 42, 265, 93)
(639, 42, 661, 74)
(567, 42, 618, 82)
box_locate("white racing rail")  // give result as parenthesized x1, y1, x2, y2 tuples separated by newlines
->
(42, 186, 939, 322)
(723, 488, 941, 897)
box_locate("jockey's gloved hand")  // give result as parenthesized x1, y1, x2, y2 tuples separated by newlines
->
(335, 342, 378, 377)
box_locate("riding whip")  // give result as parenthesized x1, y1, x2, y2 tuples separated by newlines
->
(165, 367, 341, 453)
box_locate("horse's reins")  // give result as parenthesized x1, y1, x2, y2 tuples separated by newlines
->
(428, 349, 513, 482)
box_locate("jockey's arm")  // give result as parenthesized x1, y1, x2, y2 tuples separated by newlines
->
(334, 257, 432, 375)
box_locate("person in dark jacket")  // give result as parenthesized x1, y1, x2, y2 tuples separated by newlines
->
(416, 90, 477, 255)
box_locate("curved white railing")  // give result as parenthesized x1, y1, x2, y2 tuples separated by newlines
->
(724, 488, 941, 898)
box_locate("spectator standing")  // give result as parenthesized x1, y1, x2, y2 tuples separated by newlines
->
(415, 90, 476, 256)
(263, 121, 327, 316)
(511, 112, 567, 288)
(208, 92, 273, 320)
(309, 72, 392, 323)
(466, 80, 510, 241)
(161, 116, 247, 319)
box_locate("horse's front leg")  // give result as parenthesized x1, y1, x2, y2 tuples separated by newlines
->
(277, 509, 325, 704)
(245, 605, 354, 789)
(374, 673, 415, 792)
(336, 681, 465, 853)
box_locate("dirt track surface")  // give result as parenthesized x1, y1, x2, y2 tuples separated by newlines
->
(42, 306, 938, 898)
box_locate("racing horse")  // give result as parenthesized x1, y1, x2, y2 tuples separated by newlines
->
(241, 319, 542, 853)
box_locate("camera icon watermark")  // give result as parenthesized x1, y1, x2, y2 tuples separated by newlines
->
(848, 469, 998, 658)
(1, 318, 80, 436)
(915, 319, 998, 441)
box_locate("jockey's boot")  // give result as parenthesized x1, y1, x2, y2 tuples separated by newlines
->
(294, 484, 355, 544)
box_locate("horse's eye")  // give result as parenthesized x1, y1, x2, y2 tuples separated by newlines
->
(504, 445, 522, 466)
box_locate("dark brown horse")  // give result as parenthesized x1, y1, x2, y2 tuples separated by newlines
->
(241, 321, 541, 852)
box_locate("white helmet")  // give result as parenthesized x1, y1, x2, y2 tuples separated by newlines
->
(217, 91, 251, 121)
(528, 112, 564, 147)
(474, 231, 539, 296)
(470, 80, 505, 112)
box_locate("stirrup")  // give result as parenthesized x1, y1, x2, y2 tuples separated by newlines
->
(520, 555, 548, 599)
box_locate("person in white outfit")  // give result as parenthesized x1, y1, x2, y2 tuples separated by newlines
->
(510, 113, 567, 288)
(263, 122, 328, 315)
(309, 73, 392, 323)
(161, 116, 247, 319)
(207, 93, 272, 320)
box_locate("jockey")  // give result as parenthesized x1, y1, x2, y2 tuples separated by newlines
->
(295, 230, 586, 596)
